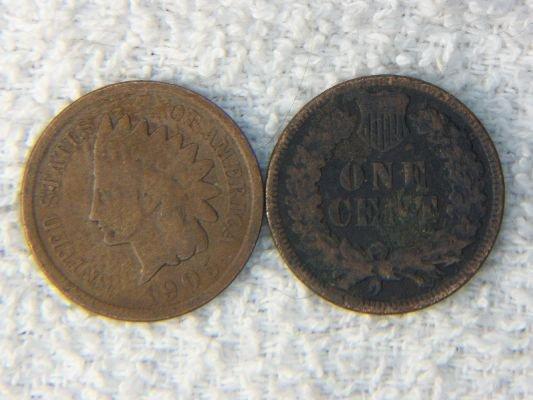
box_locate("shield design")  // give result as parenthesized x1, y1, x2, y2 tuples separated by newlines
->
(357, 92, 410, 152)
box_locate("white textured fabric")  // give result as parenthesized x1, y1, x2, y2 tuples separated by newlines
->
(0, 1, 531, 399)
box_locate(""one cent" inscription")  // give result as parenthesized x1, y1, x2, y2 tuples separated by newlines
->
(266, 75, 504, 314)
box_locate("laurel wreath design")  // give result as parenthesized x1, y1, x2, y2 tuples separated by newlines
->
(284, 107, 487, 294)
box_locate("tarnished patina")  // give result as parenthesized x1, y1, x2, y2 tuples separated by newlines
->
(266, 75, 504, 313)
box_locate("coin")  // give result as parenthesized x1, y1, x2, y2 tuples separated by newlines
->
(21, 81, 263, 321)
(266, 75, 504, 314)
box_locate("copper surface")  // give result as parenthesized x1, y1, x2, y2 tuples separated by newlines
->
(21, 81, 263, 321)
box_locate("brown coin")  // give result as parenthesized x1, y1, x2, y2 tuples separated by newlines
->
(21, 81, 263, 321)
(266, 75, 504, 314)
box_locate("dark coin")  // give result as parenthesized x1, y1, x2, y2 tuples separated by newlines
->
(21, 81, 263, 321)
(266, 75, 504, 314)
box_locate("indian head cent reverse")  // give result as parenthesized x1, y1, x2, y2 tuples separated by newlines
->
(266, 75, 504, 314)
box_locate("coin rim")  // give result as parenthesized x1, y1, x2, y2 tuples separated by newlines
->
(266, 74, 505, 314)
(21, 80, 264, 321)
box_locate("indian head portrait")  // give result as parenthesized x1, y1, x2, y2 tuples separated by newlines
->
(22, 81, 262, 320)
(89, 114, 220, 284)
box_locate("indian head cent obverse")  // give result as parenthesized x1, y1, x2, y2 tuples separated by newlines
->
(21, 81, 263, 321)
(266, 75, 504, 314)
